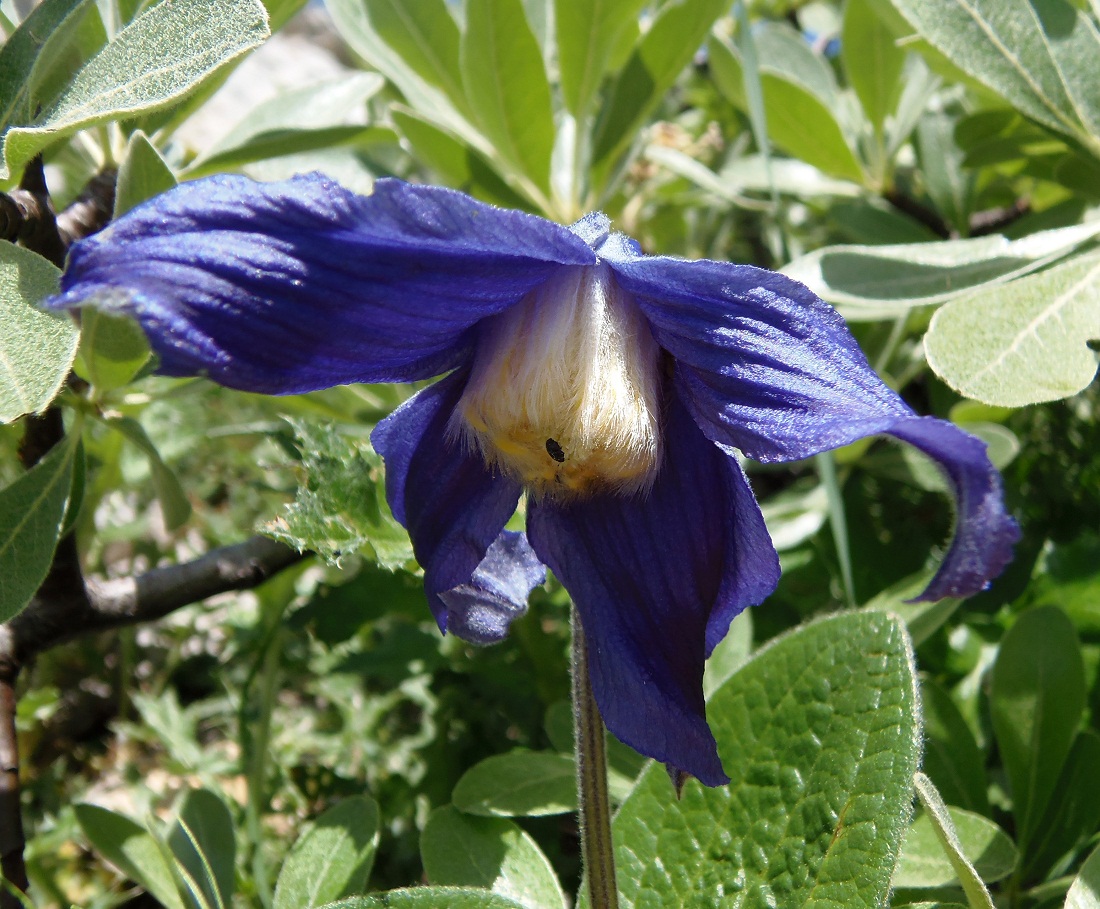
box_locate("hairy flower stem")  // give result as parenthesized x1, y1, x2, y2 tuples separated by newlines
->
(572, 608, 620, 908)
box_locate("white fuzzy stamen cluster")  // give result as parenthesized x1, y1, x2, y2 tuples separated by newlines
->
(453, 264, 663, 498)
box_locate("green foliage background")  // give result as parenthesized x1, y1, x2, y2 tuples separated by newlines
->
(1, 0, 1099, 907)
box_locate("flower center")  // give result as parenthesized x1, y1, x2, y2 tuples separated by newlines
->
(453, 264, 663, 498)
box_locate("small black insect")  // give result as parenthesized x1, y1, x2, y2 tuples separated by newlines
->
(545, 438, 566, 463)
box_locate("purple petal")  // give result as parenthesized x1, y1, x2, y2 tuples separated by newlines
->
(600, 249, 909, 460)
(370, 371, 524, 633)
(439, 531, 546, 644)
(601, 248, 1018, 598)
(889, 418, 1020, 600)
(48, 175, 595, 393)
(704, 448, 781, 655)
(527, 395, 779, 787)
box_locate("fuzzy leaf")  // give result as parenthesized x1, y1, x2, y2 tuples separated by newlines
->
(0, 0, 269, 180)
(925, 251, 1100, 406)
(0, 243, 74, 423)
(600, 612, 920, 909)
(783, 220, 1100, 320)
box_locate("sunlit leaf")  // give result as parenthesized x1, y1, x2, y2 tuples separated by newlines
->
(0, 243, 74, 423)
(0, 0, 269, 180)
(925, 250, 1100, 406)
(422, 807, 566, 909)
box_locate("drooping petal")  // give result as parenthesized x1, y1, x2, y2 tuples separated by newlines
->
(888, 417, 1020, 601)
(370, 371, 528, 635)
(48, 175, 596, 393)
(527, 395, 780, 786)
(439, 530, 546, 644)
(600, 244, 1018, 598)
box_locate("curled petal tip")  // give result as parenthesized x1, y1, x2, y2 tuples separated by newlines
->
(439, 530, 546, 645)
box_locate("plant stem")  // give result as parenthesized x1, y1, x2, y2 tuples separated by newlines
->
(572, 607, 619, 909)
(817, 452, 856, 609)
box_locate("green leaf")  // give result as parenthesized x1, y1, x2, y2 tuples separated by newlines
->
(643, 145, 762, 209)
(0, 434, 76, 623)
(828, 198, 941, 245)
(990, 606, 1086, 854)
(916, 112, 975, 236)
(262, 0, 308, 32)
(603, 611, 920, 909)
(106, 415, 191, 531)
(358, 0, 464, 107)
(391, 107, 529, 209)
(273, 796, 380, 909)
(74, 804, 187, 909)
(461, 0, 555, 195)
(842, 0, 905, 134)
(166, 789, 236, 909)
(554, 0, 647, 117)
(1029, 0, 1100, 145)
(322, 890, 529, 909)
(754, 20, 843, 101)
(591, 0, 727, 178)
(325, 0, 488, 171)
(1067, 841, 1100, 909)
(1021, 730, 1100, 881)
(1027, 534, 1100, 634)
(263, 421, 413, 570)
(889, 0, 1100, 157)
(0, 243, 75, 423)
(114, 129, 177, 217)
(76, 309, 151, 394)
(452, 752, 576, 818)
(919, 677, 989, 816)
(908, 774, 996, 909)
(886, 56, 942, 160)
(708, 28, 864, 183)
(0, 0, 270, 181)
(724, 155, 863, 200)
(758, 75, 865, 183)
(862, 573, 961, 648)
(24, 1, 106, 126)
(894, 799, 1015, 889)
(0, 0, 88, 132)
(782, 220, 1100, 320)
(421, 806, 567, 909)
(185, 73, 384, 177)
(924, 250, 1100, 406)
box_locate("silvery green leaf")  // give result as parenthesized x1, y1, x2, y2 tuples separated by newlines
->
(783, 220, 1100, 320)
(924, 250, 1100, 405)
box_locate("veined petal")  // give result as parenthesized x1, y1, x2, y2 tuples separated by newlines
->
(527, 395, 779, 786)
(705, 449, 781, 655)
(600, 245, 908, 460)
(370, 371, 526, 635)
(601, 247, 1018, 599)
(47, 175, 596, 393)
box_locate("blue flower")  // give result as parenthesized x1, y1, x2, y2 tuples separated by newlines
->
(46, 174, 1019, 786)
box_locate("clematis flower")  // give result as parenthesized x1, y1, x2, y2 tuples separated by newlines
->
(46, 175, 1018, 786)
